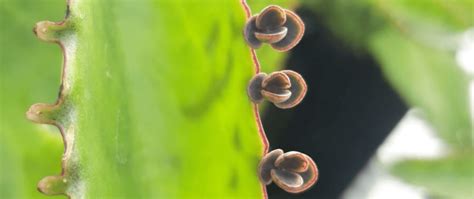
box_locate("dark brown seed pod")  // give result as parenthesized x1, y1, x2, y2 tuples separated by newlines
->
(258, 149, 318, 193)
(243, 5, 305, 51)
(247, 70, 307, 109)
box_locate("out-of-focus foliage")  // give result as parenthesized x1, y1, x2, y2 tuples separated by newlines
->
(304, 0, 473, 198)
(393, 154, 474, 199)
(0, 0, 286, 198)
(370, 29, 471, 149)
(1, 1, 65, 198)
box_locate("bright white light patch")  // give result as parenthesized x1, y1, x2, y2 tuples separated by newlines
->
(377, 110, 448, 164)
(456, 28, 474, 75)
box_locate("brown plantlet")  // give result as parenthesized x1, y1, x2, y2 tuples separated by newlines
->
(258, 149, 318, 193)
(243, 5, 305, 52)
(248, 70, 307, 109)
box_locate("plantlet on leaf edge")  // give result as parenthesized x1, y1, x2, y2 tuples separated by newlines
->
(240, 1, 317, 197)
(27, 7, 79, 197)
(248, 70, 307, 109)
(258, 149, 318, 193)
(243, 5, 305, 52)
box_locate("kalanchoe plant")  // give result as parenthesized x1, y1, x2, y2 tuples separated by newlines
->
(247, 70, 307, 109)
(242, 3, 317, 196)
(244, 5, 305, 52)
(27, 19, 78, 197)
(23, 0, 293, 198)
(21, 0, 315, 197)
(258, 149, 318, 193)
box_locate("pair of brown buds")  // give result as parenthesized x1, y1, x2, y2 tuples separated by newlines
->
(259, 149, 318, 193)
(244, 5, 305, 51)
(248, 70, 307, 109)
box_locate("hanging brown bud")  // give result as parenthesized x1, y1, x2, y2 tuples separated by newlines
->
(247, 70, 307, 109)
(258, 149, 318, 193)
(243, 5, 305, 52)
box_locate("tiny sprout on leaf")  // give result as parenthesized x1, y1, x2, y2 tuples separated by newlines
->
(26, 103, 61, 124)
(33, 21, 68, 43)
(37, 175, 68, 196)
(258, 149, 318, 193)
(247, 70, 307, 109)
(243, 5, 305, 52)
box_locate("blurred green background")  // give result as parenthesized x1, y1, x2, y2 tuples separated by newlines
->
(1, 1, 65, 198)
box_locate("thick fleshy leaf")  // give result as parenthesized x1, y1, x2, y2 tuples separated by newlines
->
(1, 0, 288, 198)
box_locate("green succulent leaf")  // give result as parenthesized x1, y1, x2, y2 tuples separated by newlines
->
(1, 0, 286, 198)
